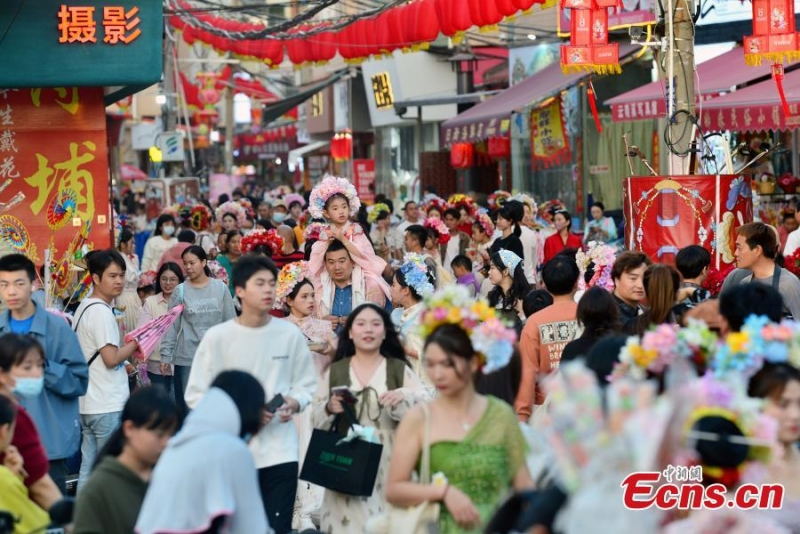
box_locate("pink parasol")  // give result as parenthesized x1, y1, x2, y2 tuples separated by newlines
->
(120, 164, 148, 181)
(124, 304, 185, 362)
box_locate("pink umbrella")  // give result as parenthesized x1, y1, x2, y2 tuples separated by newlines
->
(120, 164, 147, 181)
(125, 304, 185, 362)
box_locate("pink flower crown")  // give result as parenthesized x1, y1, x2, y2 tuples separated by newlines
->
(241, 229, 284, 255)
(308, 176, 360, 220)
(488, 190, 511, 210)
(474, 211, 495, 236)
(421, 195, 446, 214)
(576, 241, 617, 291)
(275, 261, 309, 309)
(304, 222, 327, 241)
(215, 201, 247, 227)
(447, 194, 477, 216)
(424, 217, 450, 245)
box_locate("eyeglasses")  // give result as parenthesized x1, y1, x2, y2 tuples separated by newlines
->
(160, 277, 179, 284)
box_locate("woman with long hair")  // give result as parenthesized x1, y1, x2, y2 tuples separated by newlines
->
(312, 303, 429, 533)
(561, 286, 621, 362)
(629, 263, 681, 335)
(747, 362, 800, 532)
(487, 250, 531, 326)
(543, 209, 583, 264)
(141, 214, 177, 273)
(490, 200, 525, 260)
(160, 246, 236, 416)
(391, 254, 435, 381)
(117, 227, 143, 336)
(386, 302, 533, 532)
(137, 262, 184, 395)
(216, 229, 243, 295)
(72, 387, 180, 534)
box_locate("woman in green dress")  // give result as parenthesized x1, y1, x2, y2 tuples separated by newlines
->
(215, 229, 242, 296)
(386, 322, 534, 532)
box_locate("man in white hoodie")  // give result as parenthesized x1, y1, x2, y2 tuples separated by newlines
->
(185, 256, 317, 534)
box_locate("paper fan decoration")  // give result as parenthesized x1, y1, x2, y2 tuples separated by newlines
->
(125, 304, 185, 362)
(0, 215, 35, 259)
(46, 190, 78, 230)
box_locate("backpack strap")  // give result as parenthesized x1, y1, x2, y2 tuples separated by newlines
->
(72, 301, 111, 368)
(386, 358, 406, 391)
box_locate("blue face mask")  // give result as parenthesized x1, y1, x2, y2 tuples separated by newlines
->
(12, 376, 44, 398)
(272, 213, 286, 223)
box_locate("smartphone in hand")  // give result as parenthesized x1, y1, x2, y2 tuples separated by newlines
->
(265, 393, 286, 413)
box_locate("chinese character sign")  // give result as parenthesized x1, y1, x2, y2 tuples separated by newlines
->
(623, 175, 753, 268)
(0, 87, 110, 262)
(530, 98, 571, 169)
(353, 159, 376, 204)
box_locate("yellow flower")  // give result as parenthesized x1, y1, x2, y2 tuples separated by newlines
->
(630, 345, 658, 368)
(727, 332, 750, 353)
(447, 307, 462, 324)
(471, 301, 492, 320)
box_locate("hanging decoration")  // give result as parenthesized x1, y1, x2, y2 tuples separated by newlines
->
(530, 98, 571, 169)
(331, 130, 353, 162)
(487, 136, 511, 159)
(586, 79, 603, 132)
(450, 142, 474, 168)
(560, 0, 621, 75)
(743, 0, 798, 119)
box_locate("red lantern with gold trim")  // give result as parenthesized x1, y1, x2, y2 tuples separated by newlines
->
(451, 143, 474, 168)
(560, 0, 620, 75)
(496, 0, 519, 18)
(488, 136, 511, 159)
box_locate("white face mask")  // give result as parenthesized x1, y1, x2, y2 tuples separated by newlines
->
(163, 225, 176, 236)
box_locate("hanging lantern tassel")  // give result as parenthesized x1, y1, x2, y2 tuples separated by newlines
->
(773, 63, 791, 117)
(587, 80, 603, 132)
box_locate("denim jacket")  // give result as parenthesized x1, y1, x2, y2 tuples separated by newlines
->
(0, 304, 88, 460)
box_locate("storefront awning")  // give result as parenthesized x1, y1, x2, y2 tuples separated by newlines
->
(699, 68, 800, 132)
(441, 44, 639, 146)
(288, 141, 329, 168)
(605, 47, 780, 122)
(262, 70, 347, 126)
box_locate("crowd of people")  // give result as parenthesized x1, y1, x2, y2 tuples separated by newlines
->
(1, 177, 800, 533)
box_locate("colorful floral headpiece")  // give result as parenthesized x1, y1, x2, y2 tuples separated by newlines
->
(215, 201, 247, 228)
(497, 249, 522, 273)
(207, 259, 229, 286)
(303, 221, 327, 241)
(275, 261, 309, 310)
(367, 203, 391, 224)
(239, 198, 255, 220)
(539, 199, 566, 223)
(241, 229, 284, 256)
(418, 285, 517, 374)
(285, 193, 306, 209)
(424, 217, 450, 245)
(576, 241, 617, 292)
(474, 211, 495, 236)
(512, 193, 538, 217)
(488, 190, 511, 210)
(190, 204, 212, 232)
(161, 204, 181, 219)
(271, 185, 293, 198)
(139, 270, 157, 289)
(399, 253, 435, 298)
(447, 194, 477, 216)
(712, 315, 800, 378)
(308, 176, 360, 220)
(421, 194, 446, 214)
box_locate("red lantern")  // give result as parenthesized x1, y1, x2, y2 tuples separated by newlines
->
(450, 143, 474, 168)
(468, 0, 503, 29)
(496, 0, 519, 18)
(560, 0, 619, 75)
(415, 0, 441, 46)
(436, 0, 473, 39)
(389, 4, 410, 50)
(311, 29, 338, 63)
(488, 136, 510, 159)
(331, 131, 353, 162)
(511, 0, 538, 10)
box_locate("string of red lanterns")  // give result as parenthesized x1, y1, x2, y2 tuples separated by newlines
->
(331, 130, 353, 162)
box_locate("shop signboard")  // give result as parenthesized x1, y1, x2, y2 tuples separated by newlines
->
(0, 86, 111, 260)
(623, 175, 753, 268)
(353, 159, 376, 204)
(0, 0, 162, 87)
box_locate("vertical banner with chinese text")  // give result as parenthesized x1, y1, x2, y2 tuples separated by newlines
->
(0, 87, 110, 263)
(530, 99, 572, 169)
(353, 159, 376, 205)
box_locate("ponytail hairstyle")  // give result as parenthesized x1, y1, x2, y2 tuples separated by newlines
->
(94, 386, 180, 469)
(182, 245, 213, 277)
(497, 200, 524, 238)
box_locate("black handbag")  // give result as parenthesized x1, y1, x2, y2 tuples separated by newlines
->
(299, 404, 383, 497)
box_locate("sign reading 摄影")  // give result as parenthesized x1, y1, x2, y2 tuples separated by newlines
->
(0, 0, 162, 88)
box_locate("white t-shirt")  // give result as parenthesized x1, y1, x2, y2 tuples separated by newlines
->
(73, 297, 129, 415)
(444, 233, 461, 275)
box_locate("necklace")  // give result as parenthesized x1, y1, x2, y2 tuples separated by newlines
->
(460, 397, 476, 432)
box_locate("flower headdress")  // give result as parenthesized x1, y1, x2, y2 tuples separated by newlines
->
(239, 198, 255, 220)
(271, 185, 292, 198)
(701, 264, 735, 298)
(488, 190, 511, 210)
(418, 285, 517, 373)
(711, 315, 800, 377)
(539, 199, 566, 224)
(367, 203, 391, 224)
(215, 200, 247, 228)
(189, 204, 212, 232)
(161, 204, 181, 219)
(421, 194, 446, 214)
(275, 261, 309, 310)
(512, 193, 538, 217)
(308, 176, 360, 220)
(424, 217, 450, 245)
(303, 221, 327, 241)
(447, 194, 477, 216)
(474, 211, 495, 236)
(399, 253, 435, 298)
(207, 259, 229, 286)
(575, 241, 617, 291)
(241, 229, 284, 256)
(285, 193, 306, 209)
(497, 249, 522, 273)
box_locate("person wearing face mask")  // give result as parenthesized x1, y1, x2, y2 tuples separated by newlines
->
(0, 333, 65, 511)
(0, 254, 87, 496)
(271, 200, 289, 227)
(141, 214, 178, 273)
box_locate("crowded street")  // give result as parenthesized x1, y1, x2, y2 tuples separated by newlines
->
(1, 0, 800, 533)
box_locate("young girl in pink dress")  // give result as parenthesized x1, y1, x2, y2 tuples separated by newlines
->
(306, 177, 392, 302)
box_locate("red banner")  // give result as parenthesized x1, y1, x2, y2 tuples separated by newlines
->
(701, 103, 800, 132)
(623, 175, 753, 268)
(0, 87, 110, 263)
(353, 159, 376, 204)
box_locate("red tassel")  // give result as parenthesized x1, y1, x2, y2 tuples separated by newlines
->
(588, 80, 603, 132)
(773, 64, 791, 117)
